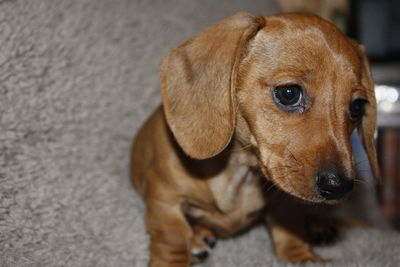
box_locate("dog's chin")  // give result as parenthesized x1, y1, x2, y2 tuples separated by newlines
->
(266, 179, 350, 205)
(291, 191, 351, 206)
(282, 190, 348, 205)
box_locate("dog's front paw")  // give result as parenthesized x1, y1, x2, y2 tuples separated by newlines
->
(191, 248, 209, 264)
(190, 225, 217, 264)
(306, 215, 338, 245)
(277, 242, 331, 263)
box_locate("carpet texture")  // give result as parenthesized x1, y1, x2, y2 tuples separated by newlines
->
(0, 1, 399, 266)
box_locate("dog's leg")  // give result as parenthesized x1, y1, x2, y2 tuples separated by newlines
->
(265, 198, 331, 263)
(305, 214, 371, 245)
(266, 215, 330, 263)
(305, 214, 338, 245)
(190, 224, 217, 264)
(146, 201, 192, 267)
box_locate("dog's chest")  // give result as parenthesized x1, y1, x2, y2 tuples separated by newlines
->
(185, 153, 267, 236)
(209, 164, 265, 214)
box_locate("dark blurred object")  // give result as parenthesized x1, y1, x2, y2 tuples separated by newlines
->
(370, 54, 400, 230)
(351, 0, 400, 61)
(377, 128, 400, 228)
(373, 74, 400, 229)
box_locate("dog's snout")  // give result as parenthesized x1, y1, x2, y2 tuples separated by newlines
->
(315, 170, 353, 200)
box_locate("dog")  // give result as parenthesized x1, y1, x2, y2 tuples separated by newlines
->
(131, 12, 379, 266)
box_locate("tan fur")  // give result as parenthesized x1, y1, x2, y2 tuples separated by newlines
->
(131, 12, 379, 267)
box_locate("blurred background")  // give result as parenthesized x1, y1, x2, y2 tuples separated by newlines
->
(277, 0, 400, 230)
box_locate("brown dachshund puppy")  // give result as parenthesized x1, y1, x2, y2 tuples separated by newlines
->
(131, 12, 379, 266)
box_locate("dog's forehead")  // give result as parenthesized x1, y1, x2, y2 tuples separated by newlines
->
(251, 14, 362, 81)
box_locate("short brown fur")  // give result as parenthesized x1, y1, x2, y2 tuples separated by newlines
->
(131, 13, 379, 266)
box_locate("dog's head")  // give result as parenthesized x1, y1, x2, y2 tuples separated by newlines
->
(160, 13, 379, 204)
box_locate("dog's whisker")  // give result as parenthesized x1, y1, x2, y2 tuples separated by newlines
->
(288, 148, 306, 170)
(267, 165, 293, 171)
(287, 149, 299, 163)
(354, 178, 367, 186)
(313, 151, 321, 165)
(265, 182, 277, 193)
(229, 143, 253, 152)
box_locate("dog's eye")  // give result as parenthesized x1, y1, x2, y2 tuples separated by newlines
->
(273, 85, 302, 106)
(350, 99, 368, 122)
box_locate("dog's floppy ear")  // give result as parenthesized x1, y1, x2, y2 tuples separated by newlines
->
(357, 47, 381, 180)
(160, 13, 262, 159)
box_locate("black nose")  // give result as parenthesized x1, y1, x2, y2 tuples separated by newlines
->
(315, 170, 353, 200)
